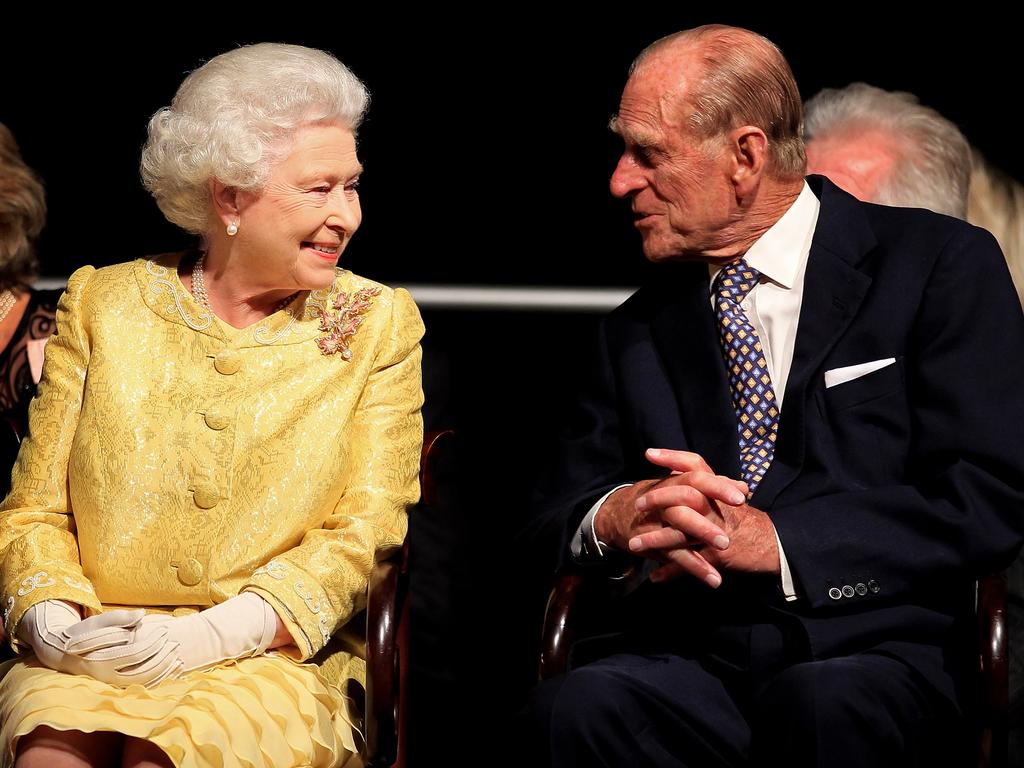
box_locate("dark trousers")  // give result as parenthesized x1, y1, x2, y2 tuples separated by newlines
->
(527, 645, 965, 768)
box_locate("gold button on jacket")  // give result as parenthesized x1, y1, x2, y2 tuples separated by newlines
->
(0, 254, 424, 670)
(213, 349, 241, 375)
(192, 485, 220, 510)
(176, 558, 205, 587)
(203, 410, 231, 431)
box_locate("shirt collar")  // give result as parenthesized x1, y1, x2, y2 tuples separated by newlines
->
(708, 181, 819, 290)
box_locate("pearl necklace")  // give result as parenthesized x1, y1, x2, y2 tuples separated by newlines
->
(191, 255, 298, 315)
(0, 290, 18, 325)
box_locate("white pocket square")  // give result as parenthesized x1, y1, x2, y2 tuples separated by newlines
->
(824, 358, 896, 389)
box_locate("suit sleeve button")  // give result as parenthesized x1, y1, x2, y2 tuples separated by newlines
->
(841, 585, 855, 598)
(855, 582, 868, 596)
(867, 579, 881, 594)
(828, 587, 843, 600)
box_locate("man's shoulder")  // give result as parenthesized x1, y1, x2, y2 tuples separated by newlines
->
(814, 175, 995, 256)
(857, 202, 1004, 282)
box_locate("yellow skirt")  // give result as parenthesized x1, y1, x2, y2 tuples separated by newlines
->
(0, 653, 362, 768)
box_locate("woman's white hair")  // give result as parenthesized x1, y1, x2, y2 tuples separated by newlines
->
(141, 43, 369, 234)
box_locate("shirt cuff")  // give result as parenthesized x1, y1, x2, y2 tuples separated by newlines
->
(775, 526, 798, 601)
(571, 484, 633, 562)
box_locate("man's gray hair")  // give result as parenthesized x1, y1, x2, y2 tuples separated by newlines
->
(804, 83, 970, 218)
(633, 25, 806, 182)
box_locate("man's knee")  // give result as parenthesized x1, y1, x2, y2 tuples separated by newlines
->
(525, 656, 744, 768)
(529, 665, 639, 750)
(752, 657, 954, 767)
(756, 661, 862, 731)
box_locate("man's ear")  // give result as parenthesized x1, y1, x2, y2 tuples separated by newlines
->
(729, 126, 768, 197)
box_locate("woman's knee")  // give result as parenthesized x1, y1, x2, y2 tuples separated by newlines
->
(15, 725, 122, 768)
(120, 737, 173, 768)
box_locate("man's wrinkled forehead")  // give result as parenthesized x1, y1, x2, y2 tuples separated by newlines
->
(610, 59, 695, 143)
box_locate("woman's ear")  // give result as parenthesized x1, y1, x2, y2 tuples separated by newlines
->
(209, 179, 241, 229)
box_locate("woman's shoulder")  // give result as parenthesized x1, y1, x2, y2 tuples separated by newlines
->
(65, 254, 183, 303)
(321, 269, 424, 358)
(328, 269, 422, 334)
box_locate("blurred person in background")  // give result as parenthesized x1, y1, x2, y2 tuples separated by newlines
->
(805, 80, 1024, 763)
(0, 124, 62, 437)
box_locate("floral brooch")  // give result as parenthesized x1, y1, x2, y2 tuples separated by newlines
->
(316, 286, 382, 358)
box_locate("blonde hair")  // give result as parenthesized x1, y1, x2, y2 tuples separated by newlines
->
(0, 122, 46, 291)
(968, 149, 1024, 305)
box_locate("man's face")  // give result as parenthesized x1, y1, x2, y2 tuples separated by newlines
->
(805, 130, 897, 204)
(609, 57, 737, 262)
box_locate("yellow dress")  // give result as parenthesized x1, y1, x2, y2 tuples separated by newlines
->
(0, 254, 425, 767)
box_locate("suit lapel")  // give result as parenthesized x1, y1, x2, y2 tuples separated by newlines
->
(753, 177, 875, 508)
(650, 267, 741, 479)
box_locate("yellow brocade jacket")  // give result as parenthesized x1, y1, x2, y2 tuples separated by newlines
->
(0, 254, 424, 674)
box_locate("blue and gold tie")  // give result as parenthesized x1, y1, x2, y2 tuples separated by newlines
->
(712, 259, 779, 493)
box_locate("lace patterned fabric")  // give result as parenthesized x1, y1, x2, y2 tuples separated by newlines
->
(0, 254, 424, 767)
(0, 288, 60, 421)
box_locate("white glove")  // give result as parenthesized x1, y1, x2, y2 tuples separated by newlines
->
(17, 600, 82, 670)
(66, 592, 278, 683)
(19, 601, 179, 687)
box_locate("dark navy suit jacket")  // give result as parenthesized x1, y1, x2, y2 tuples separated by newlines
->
(533, 176, 1024, 707)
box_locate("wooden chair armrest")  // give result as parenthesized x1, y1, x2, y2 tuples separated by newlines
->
(538, 560, 637, 680)
(365, 543, 407, 768)
(364, 428, 452, 767)
(978, 570, 1008, 768)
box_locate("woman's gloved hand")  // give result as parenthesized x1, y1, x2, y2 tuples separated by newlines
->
(18, 601, 179, 687)
(65, 592, 279, 685)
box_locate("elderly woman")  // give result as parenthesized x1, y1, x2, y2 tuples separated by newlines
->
(0, 43, 423, 768)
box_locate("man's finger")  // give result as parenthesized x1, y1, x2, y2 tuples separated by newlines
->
(649, 547, 722, 588)
(660, 505, 730, 550)
(645, 448, 712, 473)
(628, 526, 690, 552)
(638, 476, 744, 513)
(683, 471, 749, 506)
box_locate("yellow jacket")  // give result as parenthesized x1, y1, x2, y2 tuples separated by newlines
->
(0, 254, 424, 667)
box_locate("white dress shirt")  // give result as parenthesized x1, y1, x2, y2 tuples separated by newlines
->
(572, 182, 821, 601)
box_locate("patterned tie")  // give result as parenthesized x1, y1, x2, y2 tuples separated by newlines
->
(712, 259, 779, 493)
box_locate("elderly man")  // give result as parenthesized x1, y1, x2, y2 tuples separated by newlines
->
(528, 25, 1024, 767)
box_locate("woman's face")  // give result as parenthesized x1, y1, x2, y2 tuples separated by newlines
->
(233, 122, 362, 291)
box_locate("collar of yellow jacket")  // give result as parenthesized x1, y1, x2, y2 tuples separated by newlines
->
(134, 251, 346, 349)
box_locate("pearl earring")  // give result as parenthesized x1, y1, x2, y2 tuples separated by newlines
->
(226, 222, 239, 236)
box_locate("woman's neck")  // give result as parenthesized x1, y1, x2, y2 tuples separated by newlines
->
(182, 251, 299, 330)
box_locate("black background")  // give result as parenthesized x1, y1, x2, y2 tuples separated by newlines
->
(2, 12, 1015, 763)
(1, 13, 1017, 287)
